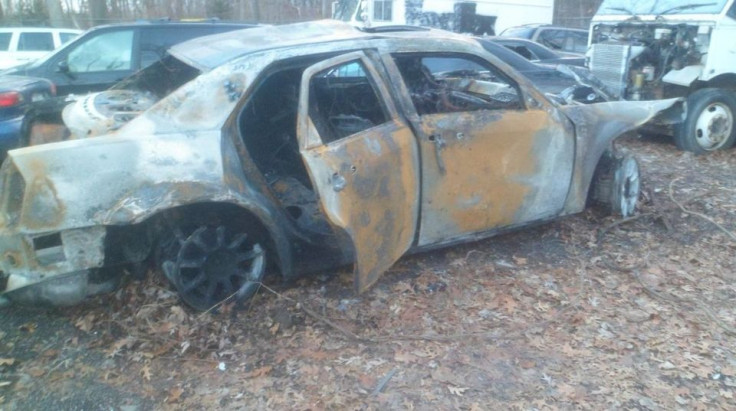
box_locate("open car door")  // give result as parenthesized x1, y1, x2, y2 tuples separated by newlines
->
(297, 51, 420, 293)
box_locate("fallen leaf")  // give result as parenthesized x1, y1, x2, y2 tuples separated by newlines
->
(0, 358, 15, 366)
(27, 368, 45, 377)
(18, 323, 37, 333)
(519, 359, 535, 369)
(394, 351, 419, 363)
(493, 295, 517, 314)
(0, 381, 11, 388)
(358, 374, 375, 389)
(75, 314, 95, 332)
(448, 385, 469, 396)
(152, 341, 177, 357)
(392, 282, 414, 294)
(141, 365, 151, 381)
(243, 366, 272, 379)
(166, 387, 184, 403)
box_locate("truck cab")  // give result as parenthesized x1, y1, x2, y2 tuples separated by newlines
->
(588, 0, 736, 153)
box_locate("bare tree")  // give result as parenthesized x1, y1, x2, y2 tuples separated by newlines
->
(249, 0, 261, 21)
(45, 0, 64, 26)
(87, 0, 108, 25)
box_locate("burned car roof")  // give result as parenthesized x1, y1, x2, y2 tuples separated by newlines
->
(0, 20, 682, 311)
(169, 20, 474, 72)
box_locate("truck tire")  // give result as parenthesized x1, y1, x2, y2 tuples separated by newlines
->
(675, 88, 736, 154)
(590, 152, 640, 217)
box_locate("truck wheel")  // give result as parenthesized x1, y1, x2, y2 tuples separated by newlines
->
(590, 152, 640, 217)
(675, 88, 736, 153)
(162, 225, 265, 311)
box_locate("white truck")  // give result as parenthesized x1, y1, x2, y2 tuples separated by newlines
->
(588, 0, 736, 153)
(332, 0, 554, 35)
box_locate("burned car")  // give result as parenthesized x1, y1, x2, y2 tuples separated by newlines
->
(0, 21, 680, 310)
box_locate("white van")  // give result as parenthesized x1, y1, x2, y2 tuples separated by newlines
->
(0, 27, 81, 70)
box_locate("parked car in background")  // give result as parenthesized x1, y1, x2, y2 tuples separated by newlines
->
(0, 76, 55, 158)
(500, 24, 588, 55)
(0, 20, 258, 157)
(0, 21, 680, 310)
(489, 37, 585, 67)
(0, 21, 257, 97)
(0, 27, 81, 70)
(476, 38, 605, 103)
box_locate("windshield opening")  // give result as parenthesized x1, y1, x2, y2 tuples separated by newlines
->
(597, 0, 728, 16)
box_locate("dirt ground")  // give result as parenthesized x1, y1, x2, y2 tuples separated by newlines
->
(1, 134, 735, 410)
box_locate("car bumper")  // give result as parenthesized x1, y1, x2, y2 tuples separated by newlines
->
(0, 226, 111, 306)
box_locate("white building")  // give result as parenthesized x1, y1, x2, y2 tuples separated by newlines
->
(333, 0, 555, 35)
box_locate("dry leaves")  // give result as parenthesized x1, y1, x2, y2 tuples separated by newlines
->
(3, 136, 735, 409)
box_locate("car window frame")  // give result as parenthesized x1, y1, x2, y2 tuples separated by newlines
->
(66, 28, 137, 74)
(48, 27, 140, 76)
(388, 51, 526, 117)
(17, 31, 55, 52)
(297, 50, 401, 150)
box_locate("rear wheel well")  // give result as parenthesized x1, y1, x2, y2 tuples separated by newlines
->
(104, 202, 284, 279)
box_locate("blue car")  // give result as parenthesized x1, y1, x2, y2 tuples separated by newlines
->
(0, 75, 55, 158)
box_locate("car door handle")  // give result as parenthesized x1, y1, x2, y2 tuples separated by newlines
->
(428, 134, 446, 175)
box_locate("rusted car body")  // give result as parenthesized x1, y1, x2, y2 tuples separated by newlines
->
(0, 21, 680, 309)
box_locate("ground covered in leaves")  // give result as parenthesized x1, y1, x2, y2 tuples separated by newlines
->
(1, 135, 735, 409)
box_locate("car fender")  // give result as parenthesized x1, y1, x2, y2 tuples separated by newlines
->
(559, 98, 684, 213)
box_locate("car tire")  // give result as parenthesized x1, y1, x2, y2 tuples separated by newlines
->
(161, 225, 266, 311)
(675, 88, 736, 154)
(590, 152, 640, 217)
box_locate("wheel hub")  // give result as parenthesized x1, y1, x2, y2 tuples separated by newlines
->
(203, 250, 239, 279)
(695, 103, 733, 150)
(164, 225, 265, 310)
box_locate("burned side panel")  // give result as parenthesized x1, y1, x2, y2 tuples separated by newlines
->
(416, 109, 574, 246)
(562, 98, 684, 213)
(0, 128, 293, 298)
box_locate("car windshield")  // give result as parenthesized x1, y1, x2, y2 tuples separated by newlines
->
(476, 39, 540, 72)
(512, 41, 560, 60)
(597, 0, 729, 15)
(499, 27, 536, 38)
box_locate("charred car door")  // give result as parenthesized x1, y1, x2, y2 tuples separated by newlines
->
(297, 52, 421, 293)
(387, 52, 575, 246)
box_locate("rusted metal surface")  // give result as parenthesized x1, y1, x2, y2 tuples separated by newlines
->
(0, 21, 683, 307)
(300, 124, 420, 293)
(297, 52, 419, 293)
(414, 108, 573, 246)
